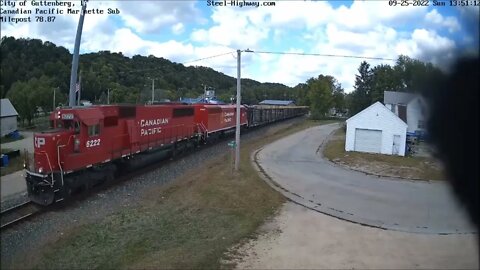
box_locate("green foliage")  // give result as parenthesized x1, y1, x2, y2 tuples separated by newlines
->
(349, 61, 373, 116)
(6, 80, 37, 125)
(307, 75, 334, 119)
(1, 37, 298, 106)
(347, 56, 445, 116)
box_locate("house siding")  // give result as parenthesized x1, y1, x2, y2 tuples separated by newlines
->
(406, 97, 427, 133)
(1, 116, 18, 136)
(346, 102, 407, 156)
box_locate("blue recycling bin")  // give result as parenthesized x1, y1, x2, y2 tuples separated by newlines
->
(1, 154, 9, 167)
(11, 130, 20, 139)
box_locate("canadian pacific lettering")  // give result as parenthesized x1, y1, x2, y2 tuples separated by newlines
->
(139, 118, 169, 137)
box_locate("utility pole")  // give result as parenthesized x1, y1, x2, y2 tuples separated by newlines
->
(151, 78, 155, 103)
(68, 0, 88, 107)
(77, 73, 82, 106)
(235, 50, 241, 171)
(234, 49, 253, 172)
(53, 87, 57, 111)
(107, 88, 110, 104)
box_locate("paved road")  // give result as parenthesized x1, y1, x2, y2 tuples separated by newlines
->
(1, 131, 34, 152)
(1, 131, 33, 201)
(1, 170, 26, 202)
(255, 123, 476, 234)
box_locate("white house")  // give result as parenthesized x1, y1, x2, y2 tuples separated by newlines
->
(345, 102, 408, 156)
(0, 99, 19, 137)
(384, 91, 428, 133)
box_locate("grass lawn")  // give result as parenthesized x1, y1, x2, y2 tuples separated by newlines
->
(323, 128, 445, 180)
(22, 118, 335, 269)
(0, 148, 24, 177)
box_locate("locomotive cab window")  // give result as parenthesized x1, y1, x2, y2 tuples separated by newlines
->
(88, 124, 100, 137)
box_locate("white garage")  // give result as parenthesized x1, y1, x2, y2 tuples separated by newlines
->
(345, 102, 407, 156)
(1, 99, 19, 137)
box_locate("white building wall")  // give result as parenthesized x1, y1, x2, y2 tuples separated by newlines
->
(1, 116, 18, 136)
(406, 97, 427, 133)
(346, 102, 407, 156)
(385, 103, 396, 114)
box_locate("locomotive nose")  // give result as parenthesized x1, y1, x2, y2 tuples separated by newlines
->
(33, 132, 67, 174)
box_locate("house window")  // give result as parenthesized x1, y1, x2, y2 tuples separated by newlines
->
(418, 120, 425, 129)
(88, 124, 100, 136)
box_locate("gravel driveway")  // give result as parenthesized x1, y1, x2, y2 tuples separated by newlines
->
(233, 202, 479, 269)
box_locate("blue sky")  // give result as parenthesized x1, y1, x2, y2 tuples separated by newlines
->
(1, 0, 479, 92)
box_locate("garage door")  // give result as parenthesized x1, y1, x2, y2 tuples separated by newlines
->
(354, 129, 382, 153)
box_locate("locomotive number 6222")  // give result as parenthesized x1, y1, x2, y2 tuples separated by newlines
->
(86, 139, 101, 147)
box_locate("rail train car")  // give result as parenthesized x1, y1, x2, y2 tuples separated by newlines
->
(25, 103, 308, 205)
(246, 105, 308, 127)
(193, 104, 248, 141)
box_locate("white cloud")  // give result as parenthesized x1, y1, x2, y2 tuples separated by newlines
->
(334, 0, 428, 31)
(0, 1, 472, 94)
(190, 8, 269, 48)
(171, 23, 185, 35)
(116, 1, 202, 34)
(425, 9, 461, 33)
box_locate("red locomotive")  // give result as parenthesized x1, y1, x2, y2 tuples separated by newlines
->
(25, 103, 305, 205)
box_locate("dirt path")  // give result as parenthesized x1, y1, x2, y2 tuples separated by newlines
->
(233, 202, 479, 269)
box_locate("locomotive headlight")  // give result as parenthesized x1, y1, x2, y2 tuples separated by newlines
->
(38, 167, 44, 173)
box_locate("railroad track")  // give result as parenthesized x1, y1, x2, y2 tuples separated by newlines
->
(1, 201, 41, 229)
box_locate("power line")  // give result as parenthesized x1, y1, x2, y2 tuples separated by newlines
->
(117, 51, 235, 75)
(182, 51, 235, 65)
(250, 50, 396, 61)
(115, 49, 395, 76)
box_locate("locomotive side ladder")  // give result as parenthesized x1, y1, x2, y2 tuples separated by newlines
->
(197, 123, 208, 143)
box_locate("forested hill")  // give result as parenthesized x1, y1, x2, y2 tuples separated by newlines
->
(1, 36, 443, 125)
(0, 36, 293, 106)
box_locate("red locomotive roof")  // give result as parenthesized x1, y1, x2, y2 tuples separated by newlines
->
(69, 107, 104, 125)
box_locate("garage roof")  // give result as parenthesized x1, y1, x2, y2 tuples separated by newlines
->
(1, 99, 19, 117)
(346, 101, 407, 127)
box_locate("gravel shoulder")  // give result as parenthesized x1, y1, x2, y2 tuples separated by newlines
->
(232, 202, 479, 269)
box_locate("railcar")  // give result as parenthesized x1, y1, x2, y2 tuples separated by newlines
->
(25, 103, 307, 205)
(246, 105, 308, 127)
(193, 104, 248, 141)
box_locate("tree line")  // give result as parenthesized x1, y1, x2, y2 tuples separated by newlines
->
(347, 56, 444, 116)
(0, 36, 442, 125)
